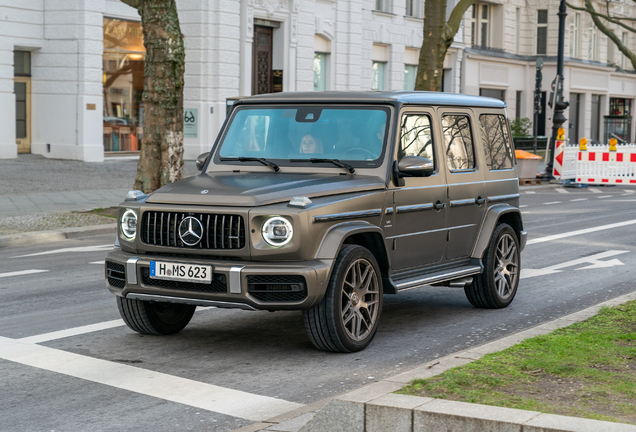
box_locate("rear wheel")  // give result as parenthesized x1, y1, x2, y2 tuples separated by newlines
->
(465, 223, 520, 308)
(303, 245, 383, 352)
(117, 297, 196, 335)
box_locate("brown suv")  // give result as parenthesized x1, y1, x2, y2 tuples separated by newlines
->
(105, 91, 527, 352)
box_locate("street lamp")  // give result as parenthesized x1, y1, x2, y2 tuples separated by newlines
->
(545, 0, 570, 179)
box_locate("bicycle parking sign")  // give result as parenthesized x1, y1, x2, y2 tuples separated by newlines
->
(183, 108, 198, 138)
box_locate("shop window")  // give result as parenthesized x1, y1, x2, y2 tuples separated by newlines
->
(537, 9, 548, 55)
(103, 18, 146, 152)
(604, 98, 631, 143)
(480, 114, 513, 170)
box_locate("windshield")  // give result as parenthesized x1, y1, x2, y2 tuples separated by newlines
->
(214, 106, 390, 169)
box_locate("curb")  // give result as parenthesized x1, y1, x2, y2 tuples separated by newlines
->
(0, 223, 116, 248)
(239, 290, 636, 432)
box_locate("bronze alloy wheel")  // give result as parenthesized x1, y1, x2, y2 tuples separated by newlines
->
(493, 232, 518, 300)
(340, 258, 381, 342)
(303, 245, 384, 352)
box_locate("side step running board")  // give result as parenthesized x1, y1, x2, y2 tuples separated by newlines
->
(393, 265, 483, 292)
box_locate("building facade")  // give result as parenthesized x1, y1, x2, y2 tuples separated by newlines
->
(1, 0, 635, 162)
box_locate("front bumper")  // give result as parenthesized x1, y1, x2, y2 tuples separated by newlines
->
(104, 249, 333, 310)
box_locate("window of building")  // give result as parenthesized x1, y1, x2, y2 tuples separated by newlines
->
(621, 32, 628, 69)
(480, 88, 506, 102)
(103, 18, 146, 153)
(471, 3, 490, 48)
(537, 9, 548, 55)
(479, 114, 514, 170)
(569, 92, 581, 145)
(400, 114, 435, 165)
(314, 35, 331, 91)
(442, 115, 475, 171)
(516, 91, 522, 119)
(14, 51, 31, 76)
(375, 0, 391, 13)
(609, 98, 631, 116)
(591, 94, 601, 142)
(403, 65, 417, 90)
(588, 25, 598, 61)
(405, 0, 423, 18)
(569, 13, 580, 58)
(372, 45, 388, 91)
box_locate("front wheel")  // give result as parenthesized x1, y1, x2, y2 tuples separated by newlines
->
(117, 297, 196, 335)
(303, 245, 383, 353)
(465, 223, 520, 308)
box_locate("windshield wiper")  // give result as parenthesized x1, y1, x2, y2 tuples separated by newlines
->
(289, 158, 355, 174)
(220, 157, 280, 172)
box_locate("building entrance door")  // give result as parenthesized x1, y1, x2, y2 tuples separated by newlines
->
(14, 76, 31, 153)
(252, 25, 273, 95)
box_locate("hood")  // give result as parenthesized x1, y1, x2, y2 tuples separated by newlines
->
(146, 172, 386, 207)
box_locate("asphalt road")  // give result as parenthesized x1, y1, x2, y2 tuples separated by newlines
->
(1, 184, 636, 432)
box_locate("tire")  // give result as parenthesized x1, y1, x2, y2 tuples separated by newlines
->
(117, 297, 196, 335)
(465, 223, 520, 309)
(303, 245, 383, 353)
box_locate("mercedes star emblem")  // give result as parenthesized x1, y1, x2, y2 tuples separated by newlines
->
(178, 216, 204, 246)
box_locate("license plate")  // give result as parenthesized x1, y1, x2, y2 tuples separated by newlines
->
(150, 261, 212, 284)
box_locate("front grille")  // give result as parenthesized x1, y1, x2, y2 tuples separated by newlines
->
(140, 211, 245, 250)
(140, 267, 227, 293)
(247, 275, 307, 302)
(106, 261, 126, 288)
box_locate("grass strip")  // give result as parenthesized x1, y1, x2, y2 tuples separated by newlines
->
(398, 300, 636, 424)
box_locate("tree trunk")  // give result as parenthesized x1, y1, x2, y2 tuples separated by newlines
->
(415, 0, 475, 91)
(122, 0, 185, 193)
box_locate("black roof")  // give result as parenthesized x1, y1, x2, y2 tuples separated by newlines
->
(237, 91, 507, 108)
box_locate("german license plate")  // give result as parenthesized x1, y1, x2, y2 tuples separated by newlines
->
(149, 261, 212, 284)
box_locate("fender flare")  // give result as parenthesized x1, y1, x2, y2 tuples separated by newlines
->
(315, 221, 388, 261)
(471, 204, 523, 259)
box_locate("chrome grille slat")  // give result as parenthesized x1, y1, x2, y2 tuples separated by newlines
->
(141, 211, 245, 250)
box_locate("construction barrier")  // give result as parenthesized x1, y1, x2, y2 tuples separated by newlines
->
(552, 129, 566, 179)
(575, 143, 636, 184)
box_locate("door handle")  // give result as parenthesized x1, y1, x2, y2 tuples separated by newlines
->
(433, 201, 446, 210)
(476, 197, 486, 205)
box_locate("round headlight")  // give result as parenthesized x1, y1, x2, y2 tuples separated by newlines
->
(261, 216, 293, 247)
(121, 209, 138, 240)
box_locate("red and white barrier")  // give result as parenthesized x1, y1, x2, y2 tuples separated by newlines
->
(575, 144, 636, 185)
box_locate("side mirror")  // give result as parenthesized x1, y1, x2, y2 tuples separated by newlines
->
(397, 156, 434, 177)
(196, 152, 210, 171)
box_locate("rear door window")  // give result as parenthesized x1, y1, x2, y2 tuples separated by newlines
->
(442, 115, 475, 171)
(479, 114, 514, 170)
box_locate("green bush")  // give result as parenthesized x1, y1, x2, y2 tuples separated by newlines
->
(510, 117, 532, 137)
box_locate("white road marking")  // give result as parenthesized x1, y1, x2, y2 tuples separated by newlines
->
(90, 260, 105, 265)
(570, 198, 588, 202)
(0, 336, 303, 421)
(607, 199, 636, 202)
(18, 320, 126, 344)
(521, 250, 628, 279)
(588, 188, 602, 193)
(543, 201, 561, 205)
(622, 190, 635, 195)
(12, 245, 112, 258)
(0, 269, 49, 278)
(525, 191, 536, 194)
(519, 205, 528, 208)
(527, 219, 636, 245)
(555, 188, 569, 194)
(598, 195, 612, 199)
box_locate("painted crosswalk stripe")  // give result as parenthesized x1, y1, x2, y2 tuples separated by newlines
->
(18, 320, 126, 344)
(90, 260, 105, 265)
(525, 191, 536, 194)
(544, 201, 561, 205)
(0, 337, 303, 421)
(598, 195, 612, 199)
(588, 188, 602, 193)
(570, 198, 588, 202)
(0, 269, 49, 278)
(555, 188, 569, 194)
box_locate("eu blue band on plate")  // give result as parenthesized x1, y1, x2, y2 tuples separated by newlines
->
(150, 261, 156, 276)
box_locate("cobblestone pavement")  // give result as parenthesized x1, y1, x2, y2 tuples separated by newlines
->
(0, 212, 115, 235)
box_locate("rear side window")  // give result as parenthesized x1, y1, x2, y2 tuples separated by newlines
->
(442, 115, 475, 171)
(479, 114, 514, 170)
(399, 114, 435, 168)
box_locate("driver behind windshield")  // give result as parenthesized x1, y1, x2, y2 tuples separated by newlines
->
(299, 133, 323, 154)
